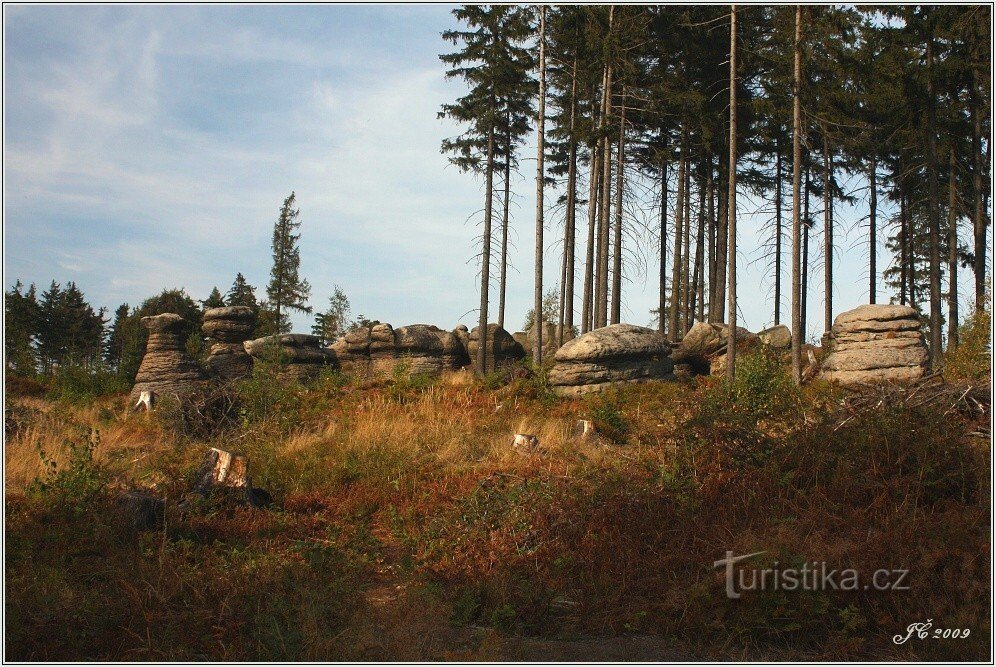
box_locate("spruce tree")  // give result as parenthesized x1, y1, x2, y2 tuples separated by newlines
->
(267, 192, 312, 334)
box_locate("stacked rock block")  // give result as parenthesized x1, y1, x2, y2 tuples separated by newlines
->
(672, 321, 758, 376)
(820, 304, 928, 385)
(130, 313, 207, 403)
(243, 334, 336, 382)
(329, 322, 469, 378)
(203, 306, 256, 381)
(466, 323, 526, 373)
(548, 323, 674, 396)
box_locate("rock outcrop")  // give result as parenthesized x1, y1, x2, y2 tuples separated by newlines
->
(203, 306, 256, 381)
(466, 323, 526, 373)
(243, 334, 336, 382)
(819, 304, 928, 385)
(758, 324, 791, 350)
(672, 321, 757, 375)
(329, 322, 469, 378)
(548, 323, 674, 396)
(130, 313, 207, 403)
(513, 321, 575, 360)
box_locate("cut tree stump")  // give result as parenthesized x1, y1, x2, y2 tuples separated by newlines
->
(573, 420, 596, 439)
(512, 433, 540, 452)
(192, 448, 249, 495)
(133, 390, 155, 412)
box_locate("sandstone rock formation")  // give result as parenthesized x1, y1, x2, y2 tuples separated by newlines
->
(820, 304, 928, 385)
(329, 322, 469, 378)
(548, 323, 674, 396)
(466, 323, 526, 373)
(243, 333, 336, 382)
(758, 324, 791, 350)
(672, 321, 757, 375)
(513, 321, 575, 360)
(130, 313, 207, 403)
(203, 306, 256, 381)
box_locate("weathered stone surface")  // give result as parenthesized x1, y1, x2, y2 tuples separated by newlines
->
(672, 321, 757, 375)
(549, 324, 673, 396)
(466, 323, 527, 373)
(130, 313, 207, 403)
(520, 321, 575, 360)
(820, 304, 928, 385)
(244, 333, 335, 381)
(758, 324, 791, 350)
(203, 306, 256, 380)
(329, 322, 469, 378)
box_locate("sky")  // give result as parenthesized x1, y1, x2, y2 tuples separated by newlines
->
(3, 5, 984, 340)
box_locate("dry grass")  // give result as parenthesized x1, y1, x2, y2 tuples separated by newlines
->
(4, 361, 991, 661)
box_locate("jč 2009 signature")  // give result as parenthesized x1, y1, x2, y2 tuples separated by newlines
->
(893, 619, 971, 645)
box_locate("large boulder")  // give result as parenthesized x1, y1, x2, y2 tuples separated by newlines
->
(466, 323, 526, 373)
(244, 333, 336, 382)
(548, 323, 674, 396)
(130, 313, 207, 403)
(329, 322, 469, 378)
(758, 324, 792, 350)
(672, 321, 757, 375)
(203, 306, 256, 381)
(819, 304, 928, 385)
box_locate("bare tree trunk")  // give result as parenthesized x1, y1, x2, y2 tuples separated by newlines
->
(669, 129, 687, 341)
(694, 170, 706, 323)
(925, 35, 943, 371)
(498, 126, 511, 330)
(712, 154, 728, 323)
(707, 156, 716, 320)
(596, 71, 613, 329)
(558, 61, 579, 347)
(869, 155, 877, 304)
(972, 69, 987, 308)
(582, 143, 599, 334)
(658, 158, 669, 335)
(726, 3, 738, 381)
(681, 157, 691, 333)
(478, 127, 496, 375)
(775, 139, 783, 324)
(900, 189, 908, 305)
(790, 5, 803, 383)
(533, 5, 546, 365)
(802, 163, 810, 340)
(822, 128, 833, 336)
(948, 146, 959, 348)
(611, 87, 627, 324)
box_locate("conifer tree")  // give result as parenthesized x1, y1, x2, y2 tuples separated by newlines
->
(267, 192, 312, 334)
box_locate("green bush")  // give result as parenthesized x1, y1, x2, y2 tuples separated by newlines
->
(945, 293, 992, 382)
(27, 431, 107, 514)
(47, 365, 131, 404)
(730, 347, 799, 420)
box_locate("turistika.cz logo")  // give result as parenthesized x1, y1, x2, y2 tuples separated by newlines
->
(713, 550, 910, 600)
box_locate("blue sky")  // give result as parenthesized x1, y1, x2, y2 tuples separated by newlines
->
(3, 5, 981, 339)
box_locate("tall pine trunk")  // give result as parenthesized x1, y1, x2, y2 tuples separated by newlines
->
(694, 170, 706, 323)
(533, 5, 546, 365)
(900, 189, 908, 305)
(595, 67, 613, 329)
(869, 156, 877, 304)
(478, 127, 496, 375)
(712, 155, 728, 323)
(611, 87, 627, 324)
(659, 158, 669, 334)
(947, 146, 959, 348)
(775, 140, 783, 324)
(726, 4, 738, 380)
(558, 59, 579, 347)
(498, 126, 511, 330)
(972, 70, 986, 308)
(802, 163, 810, 340)
(925, 35, 943, 370)
(669, 130, 687, 341)
(822, 129, 833, 336)
(790, 5, 804, 382)
(681, 154, 691, 333)
(707, 157, 716, 321)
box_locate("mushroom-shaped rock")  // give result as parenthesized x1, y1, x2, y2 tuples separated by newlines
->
(329, 322, 470, 378)
(129, 313, 207, 403)
(548, 323, 674, 396)
(243, 333, 336, 382)
(467, 323, 526, 373)
(819, 304, 928, 385)
(203, 306, 256, 380)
